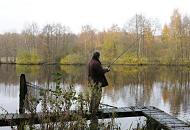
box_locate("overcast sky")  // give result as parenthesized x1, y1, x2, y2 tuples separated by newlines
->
(0, 0, 189, 33)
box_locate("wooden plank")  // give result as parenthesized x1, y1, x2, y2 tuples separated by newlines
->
(115, 108, 127, 113)
(165, 123, 189, 127)
(170, 127, 190, 130)
(141, 106, 190, 130)
(158, 119, 186, 124)
(143, 111, 167, 115)
(123, 107, 134, 112)
(0, 106, 189, 130)
(146, 114, 173, 119)
(100, 108, 110, 113)
(104, 108, 116, 113)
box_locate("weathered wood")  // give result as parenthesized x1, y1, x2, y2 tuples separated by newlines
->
(170, 128, 190, 130)
(18, 74, 28, 130)
(1, 106, 189, 130)
(0, 107, 143, 126)
(141, 106, 190, 130)
(19, 74, 27, 114)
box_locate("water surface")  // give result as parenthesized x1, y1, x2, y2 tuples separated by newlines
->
(0, 64, 190, 129)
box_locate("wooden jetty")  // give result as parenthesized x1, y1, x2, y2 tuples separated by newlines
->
(0, 74, 189, 130)
(0, 106, 190, 130)
(138, 106, 190, 130)
(100, 106, 190, 130)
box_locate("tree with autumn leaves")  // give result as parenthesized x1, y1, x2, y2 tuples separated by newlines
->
(161, 9, 190, 64)
(0, 9, 190, 65)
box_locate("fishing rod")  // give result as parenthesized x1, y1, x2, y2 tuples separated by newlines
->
(107, 36, 141, 68)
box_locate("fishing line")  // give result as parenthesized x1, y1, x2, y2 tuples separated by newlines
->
(107, 36, 141, 67)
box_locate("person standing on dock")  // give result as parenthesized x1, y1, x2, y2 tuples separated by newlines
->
(88, 51, 110, 88)
(88, 51, 110, 129)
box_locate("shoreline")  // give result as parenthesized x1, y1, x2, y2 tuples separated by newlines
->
(1, 62, 190, 67)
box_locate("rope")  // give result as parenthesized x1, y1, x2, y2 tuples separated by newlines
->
(26, 82, 56, 93)
(26, 82, 118, 110)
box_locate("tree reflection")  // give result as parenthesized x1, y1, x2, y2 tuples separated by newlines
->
(0, 65, 190, 117)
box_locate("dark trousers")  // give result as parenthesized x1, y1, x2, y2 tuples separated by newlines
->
(89, 85, 102, 130)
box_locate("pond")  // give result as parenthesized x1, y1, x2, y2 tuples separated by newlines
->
(0, 64, 190, 129)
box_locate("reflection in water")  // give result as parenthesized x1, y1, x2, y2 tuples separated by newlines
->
(0, 83, 18, 97)
(0, 64, 190, 123)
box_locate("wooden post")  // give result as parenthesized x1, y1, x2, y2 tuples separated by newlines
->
(19, 74, 27, 113)
(18, 74, 27, 130)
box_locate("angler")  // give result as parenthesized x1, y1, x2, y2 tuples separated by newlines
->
(88, 51, 110, 87)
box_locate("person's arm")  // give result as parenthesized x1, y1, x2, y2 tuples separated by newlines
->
(103, 66, 110, 73)
(95, 63, 110, 75)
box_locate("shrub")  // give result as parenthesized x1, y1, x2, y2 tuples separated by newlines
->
(16, 51, 43, 64)
(60, 53, 84, 64)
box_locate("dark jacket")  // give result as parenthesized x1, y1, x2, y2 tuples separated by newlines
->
(88, 58, 108, 87)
